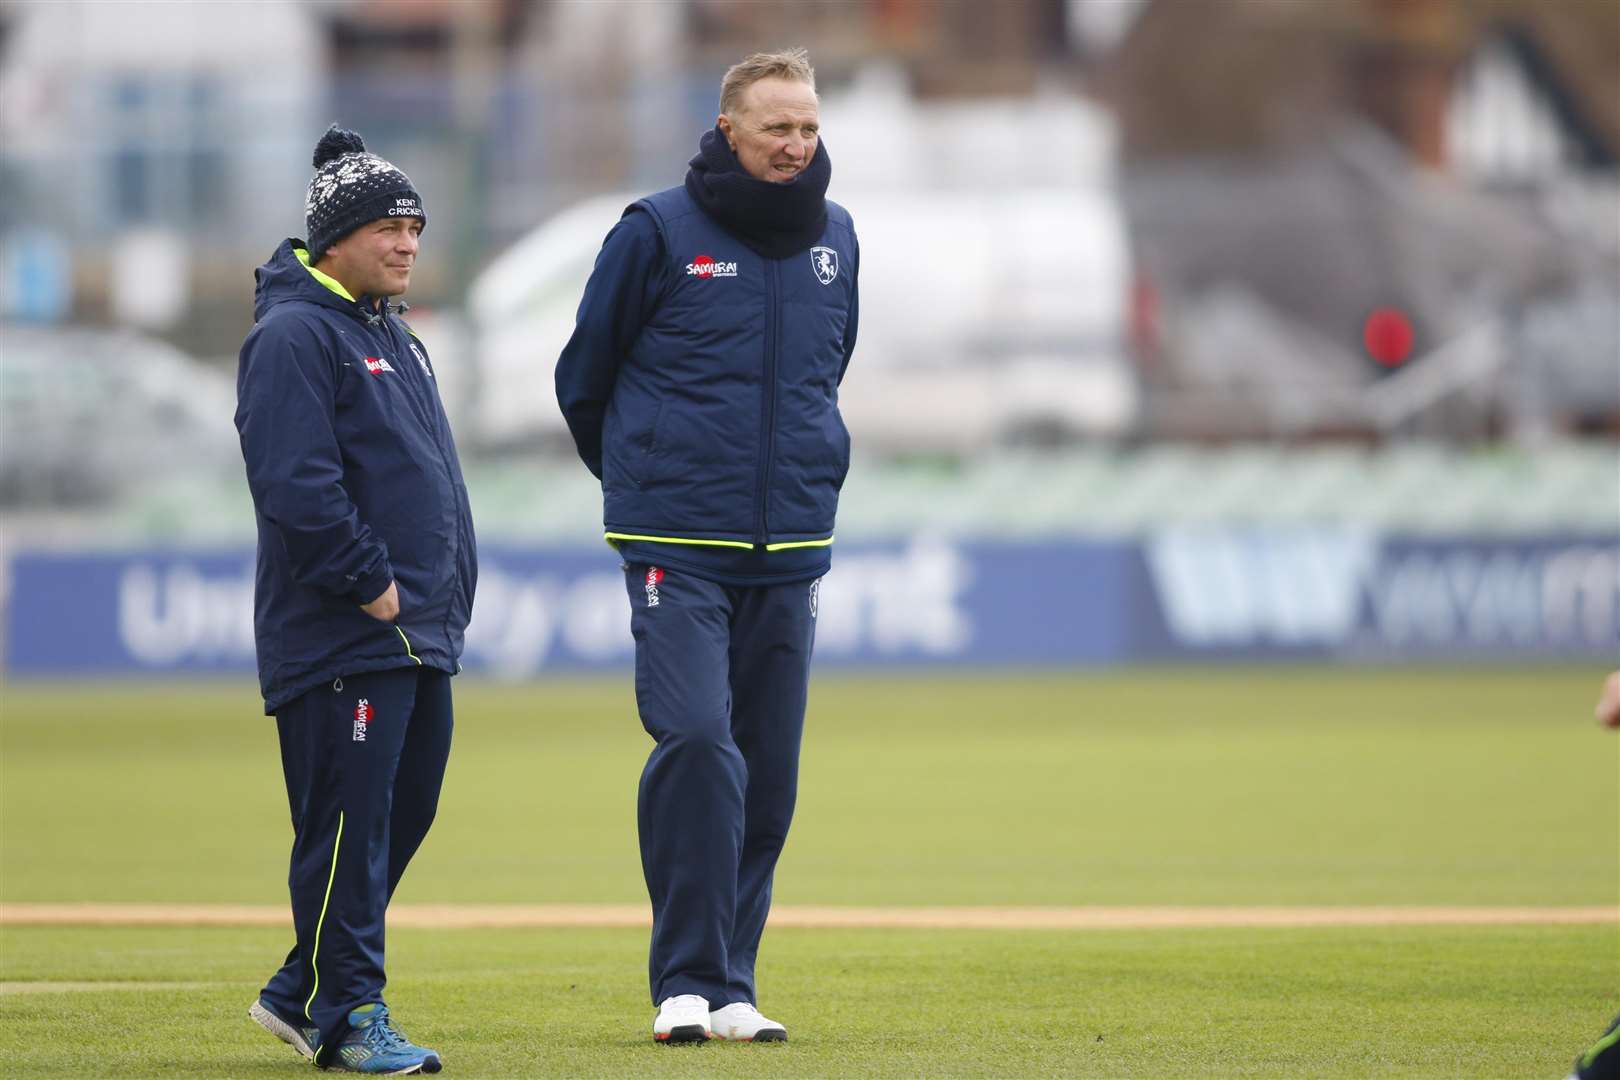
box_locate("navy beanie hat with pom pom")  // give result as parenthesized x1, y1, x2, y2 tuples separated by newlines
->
(304, 124, 426, 261)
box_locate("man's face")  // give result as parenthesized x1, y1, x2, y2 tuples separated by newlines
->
(322, 216, 422, 299)
(718, 76, 820, 184)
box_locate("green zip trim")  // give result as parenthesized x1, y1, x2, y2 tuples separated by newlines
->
(293, 246, 356, 302)
(1581, 1026, 1620, 1069)
(765, 536, 835, 551)
(603, 532, 754, 550)
(396, 626, 422, 665)
(304, 811, 345, 1021)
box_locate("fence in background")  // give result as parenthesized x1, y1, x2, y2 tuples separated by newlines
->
(6, 532, 1615, 679)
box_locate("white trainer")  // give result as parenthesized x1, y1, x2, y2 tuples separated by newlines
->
(653, 994, 711, 1043)
(709, 1002, 787, 1042)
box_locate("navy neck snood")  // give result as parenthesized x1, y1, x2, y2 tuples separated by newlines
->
(683, 124, 831, 260)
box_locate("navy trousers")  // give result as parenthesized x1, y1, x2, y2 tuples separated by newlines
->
(623, 563, 820, 1007)
(260, 666, 453, 1060)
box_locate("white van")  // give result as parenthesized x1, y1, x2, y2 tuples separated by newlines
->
(467, 188, 1135, 456)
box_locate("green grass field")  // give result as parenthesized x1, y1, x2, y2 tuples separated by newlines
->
(2, 668, 1616, 1077)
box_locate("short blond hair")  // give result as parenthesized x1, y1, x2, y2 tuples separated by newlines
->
(719, 48, 816, 116)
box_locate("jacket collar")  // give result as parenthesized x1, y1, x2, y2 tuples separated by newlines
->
(294, 244, 358, 302)
(253, 239, 393, 324)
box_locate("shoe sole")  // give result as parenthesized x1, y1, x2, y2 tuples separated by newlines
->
(248, 1000, 316, 1060)
(715, 1029, 787, 1043)
(326, 1054, 441, 1075)
(655, 1024, 711, 1044)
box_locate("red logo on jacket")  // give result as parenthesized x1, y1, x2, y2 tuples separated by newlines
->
(363, 356, 395, 375)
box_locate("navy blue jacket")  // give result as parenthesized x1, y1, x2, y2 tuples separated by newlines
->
(236, 240, 476, 714)
(555, 187, 858, 579)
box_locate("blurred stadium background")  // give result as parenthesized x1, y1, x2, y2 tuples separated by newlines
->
(1, 3, 1616, 1075)
(1, 0, 1616, 677)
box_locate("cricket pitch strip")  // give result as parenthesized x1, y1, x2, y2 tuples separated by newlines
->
(2, 904, 1614, 930)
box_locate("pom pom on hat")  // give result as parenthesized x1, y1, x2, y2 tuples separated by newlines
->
(313, 124, 367, 168)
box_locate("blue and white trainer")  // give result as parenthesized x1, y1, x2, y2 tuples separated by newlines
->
(327, 1003, 442, 1074)
(248, 998, 319, 1060)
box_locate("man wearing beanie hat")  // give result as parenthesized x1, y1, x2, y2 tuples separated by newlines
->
(556, 48, 858, 1045)
(235, 125, 474, 1075)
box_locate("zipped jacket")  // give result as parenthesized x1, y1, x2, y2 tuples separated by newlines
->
(556, 186, 859, 553)
(235, 239, 476, 714)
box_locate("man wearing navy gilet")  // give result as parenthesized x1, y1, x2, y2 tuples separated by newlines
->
(556, 48, 858, 1045)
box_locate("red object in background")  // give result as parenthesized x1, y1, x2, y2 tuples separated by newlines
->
(1130, 273, 1161, 360)
(1363, 307, 1415, 367)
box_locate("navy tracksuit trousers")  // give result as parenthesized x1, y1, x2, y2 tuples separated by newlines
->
(623, 563, 820, 1007)
(260, 666, 453, 1060)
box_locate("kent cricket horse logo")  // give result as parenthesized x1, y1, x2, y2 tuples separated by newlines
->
(409, 342, 432, 377)
(810, 246, 838, 285)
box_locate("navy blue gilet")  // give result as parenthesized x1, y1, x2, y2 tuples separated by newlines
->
(600, 186, 857, 554)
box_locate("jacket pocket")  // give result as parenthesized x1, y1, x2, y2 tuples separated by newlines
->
(631, 399, 668, 488)
(831, 408, 852, 487)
